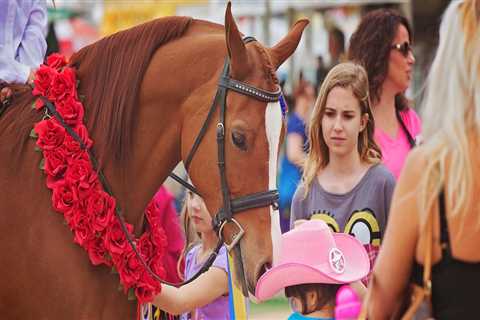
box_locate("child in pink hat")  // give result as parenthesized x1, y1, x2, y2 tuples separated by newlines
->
(255, 220, 369, 320)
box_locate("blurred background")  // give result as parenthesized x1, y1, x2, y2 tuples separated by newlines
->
(47, 0, 450, 103)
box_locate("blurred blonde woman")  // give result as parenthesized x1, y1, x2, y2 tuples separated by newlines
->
(368, 1, 480, 318)
(290, 62, 396, 287)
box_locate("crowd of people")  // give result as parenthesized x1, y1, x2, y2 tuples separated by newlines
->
(1, 0, 479, 319)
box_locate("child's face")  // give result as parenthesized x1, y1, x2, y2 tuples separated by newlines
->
(186, 192, 213, 233)
(321, 86, 368, 159)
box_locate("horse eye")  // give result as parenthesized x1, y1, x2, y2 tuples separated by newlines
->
(231, 131, 247, 151)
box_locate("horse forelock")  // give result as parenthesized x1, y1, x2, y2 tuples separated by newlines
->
(69, 16, 193, 165)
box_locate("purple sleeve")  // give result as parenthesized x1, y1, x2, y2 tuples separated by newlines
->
(212, 246, 228, 272)
(16, 0, 48, 76)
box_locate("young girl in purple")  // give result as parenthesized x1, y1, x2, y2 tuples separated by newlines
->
(152, 190, 230, 320)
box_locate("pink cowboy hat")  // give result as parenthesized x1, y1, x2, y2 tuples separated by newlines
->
(255, 220, 370, 301)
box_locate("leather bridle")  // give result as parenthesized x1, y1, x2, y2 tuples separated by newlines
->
(169, 36, 281, 293)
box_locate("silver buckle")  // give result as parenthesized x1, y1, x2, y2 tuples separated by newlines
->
(218, 218, 245, 252)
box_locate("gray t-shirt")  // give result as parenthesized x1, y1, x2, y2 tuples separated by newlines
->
(290, 164, 395, 246)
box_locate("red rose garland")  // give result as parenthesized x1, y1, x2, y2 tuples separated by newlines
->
(31, 53, 168, 303)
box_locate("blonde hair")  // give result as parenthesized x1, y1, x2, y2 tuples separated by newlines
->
(302, 62, 382, 196)
(418, 0, 480, 226)
(176, 191, 201, 280)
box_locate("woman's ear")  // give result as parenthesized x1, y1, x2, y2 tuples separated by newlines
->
(360, 113, 369, 132)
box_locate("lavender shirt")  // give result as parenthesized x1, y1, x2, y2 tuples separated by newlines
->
(0, 0, 47, 84)
(181, 244, 230, 320)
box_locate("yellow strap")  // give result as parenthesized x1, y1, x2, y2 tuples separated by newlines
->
(227, 251, 248, 319)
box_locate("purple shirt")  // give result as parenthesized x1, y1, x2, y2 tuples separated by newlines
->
(181, 244, 230, 320)
(0, 0, 47, 84)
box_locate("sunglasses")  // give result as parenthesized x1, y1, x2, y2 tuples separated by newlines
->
(391, 42, 413, 57)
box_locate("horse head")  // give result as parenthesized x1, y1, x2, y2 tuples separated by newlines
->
(183, 4, 308, 296)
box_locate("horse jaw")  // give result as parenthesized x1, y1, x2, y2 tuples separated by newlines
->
(268, 19, 310, 70)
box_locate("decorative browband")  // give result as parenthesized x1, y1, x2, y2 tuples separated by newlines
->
(219, 76, 281, 103)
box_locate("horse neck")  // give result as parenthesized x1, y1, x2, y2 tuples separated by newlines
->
(99, 24, 226, 233)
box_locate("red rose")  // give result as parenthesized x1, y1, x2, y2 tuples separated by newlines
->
(104, 220, 133, 259)
(138, 233, 155, 263)
(48, 67, 77, 102)
(32, 64, 58, 98)
(62, 158, 99, 201)
(46, 53, 68, 70)
(145, 201, 161, 227)
(43, 147, 68, 178)
(87, 236, 112, 266)
(34, 119, 66, 150)
(52, 180, 78, 215)
(56, 96, 84, 126)
(86, 190, 115, 233)
(71, 210, 94, 247)
(64, 158, 94, 188)
(135, 272, 161, 304)
(149, 256, 167, 281)
(63, 126, 93, 156)
(117, 248, 142, 290)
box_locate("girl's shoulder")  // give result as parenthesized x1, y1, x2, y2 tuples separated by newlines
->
(365, 163, 396, 186)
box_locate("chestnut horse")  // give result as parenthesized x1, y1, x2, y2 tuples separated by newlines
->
(0, 4, 307, 319)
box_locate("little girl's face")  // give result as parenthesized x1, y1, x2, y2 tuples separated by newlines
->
(187, 192, 213, 233)
(321, 86, 368, 158)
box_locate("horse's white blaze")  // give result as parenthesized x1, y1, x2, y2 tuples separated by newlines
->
(265, 101, 282, 266)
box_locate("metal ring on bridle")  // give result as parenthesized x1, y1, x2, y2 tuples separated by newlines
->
(218, 218, 245, 252)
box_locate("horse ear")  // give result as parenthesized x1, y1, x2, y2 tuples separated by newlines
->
(268, 19, 309, 70)
(225, 2, 249, 79)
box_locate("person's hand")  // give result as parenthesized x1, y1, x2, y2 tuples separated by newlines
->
(0, 87, 13, 104)
(27, 69, 36, 86)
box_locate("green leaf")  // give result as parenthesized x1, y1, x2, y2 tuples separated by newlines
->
(34, 146, 41, 152)
(127, 288, 136, 301)
(29, 128, 38, 139)
(110, 267, 118, 275)
(38, 158, 45, 170)
(31, 102, 36, 109)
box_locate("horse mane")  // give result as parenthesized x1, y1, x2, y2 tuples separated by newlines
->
(70, 16, 192, 163)
(0, 16, 192, 166)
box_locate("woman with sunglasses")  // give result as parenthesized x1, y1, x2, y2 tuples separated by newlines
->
(348, 9, 421, 179)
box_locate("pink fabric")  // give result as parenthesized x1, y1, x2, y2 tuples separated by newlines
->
(374, 108, 422, 179)
(152, 187, 185, 284)
(255, 220, 370, 301)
